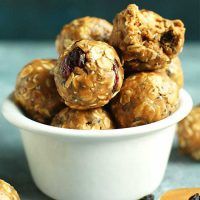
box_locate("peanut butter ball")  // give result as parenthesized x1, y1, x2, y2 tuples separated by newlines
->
(14, 59, 65, 124)
(111, 72, 179, 128)
(109, 4, 185, 72)
(56, 17, 113, 54)
(178, 105, 200, 160)
(160, 188, 200, 200)
(158, 57, 184, 88)
(54, 40, 124, 110)
(0, 179, 20, 200)
(51, 107, 114, 130)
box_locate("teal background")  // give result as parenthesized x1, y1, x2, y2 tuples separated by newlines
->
(0, 0, 199, 41)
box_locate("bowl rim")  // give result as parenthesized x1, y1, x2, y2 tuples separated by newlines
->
(1, 89, 193, 139)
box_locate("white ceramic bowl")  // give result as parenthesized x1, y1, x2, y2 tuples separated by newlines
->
(2, 89, 192, 200)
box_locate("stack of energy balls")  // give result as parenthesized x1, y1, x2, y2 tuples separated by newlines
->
(14, 4, 185, 130)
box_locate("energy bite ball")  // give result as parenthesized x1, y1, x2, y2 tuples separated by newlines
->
(0, 179, 20, 200)
(111, 72, 179, 128)
(56, 17, 113, 54)
(160, 188, 200, 200)
(178, 105, 200, 160)
(14, 59, 65, 124)
(158, 57, 184, 88)
(109, 4, 185, 72)
(54, 40, 124, 110)
(51, 107, 114, 130)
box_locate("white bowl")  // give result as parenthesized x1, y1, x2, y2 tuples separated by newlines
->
(2, 89, 193, 200)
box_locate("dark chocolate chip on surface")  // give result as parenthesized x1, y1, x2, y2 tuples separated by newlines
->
(189, 193, 200, 200)
(139, 194, 154, 200)
(161, 30, 174, 44)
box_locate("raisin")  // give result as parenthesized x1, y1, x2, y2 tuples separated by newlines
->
(189, 193, 200, 200)
(139, 194, 154, 200)
(61, 47, 86, 78)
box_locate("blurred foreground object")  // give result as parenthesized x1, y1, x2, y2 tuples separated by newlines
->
(160, 188, 200, 200)
(0, 179, 20, 200)
(178, 105, 200, 160)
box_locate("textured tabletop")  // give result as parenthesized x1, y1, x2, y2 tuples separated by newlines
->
(0, 41, 200, 200)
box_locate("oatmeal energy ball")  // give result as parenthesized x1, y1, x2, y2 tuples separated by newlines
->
(51, 107, 114, 130)
(111, 72, 179, 128)
(178, 105, 200, 160)
(0, 179, 20, 200)
(56, 17, 113, 54)
(158, 57, 184, 88)
(14, 59, 65, 124)
(160, 188, 200, 200)
(109, 4, 185, 72)
(54, 40, 124, 110)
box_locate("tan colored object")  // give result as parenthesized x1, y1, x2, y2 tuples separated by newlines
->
(111, 72, 179, 128)
(51, 107, 114, 130)
(0, 179, 20, 200)
(14, 59, 65, 124)
(160, 188, 200, 200)
(158, 57, 184, 88)
(54, 40, 124, 110)
(178, 105, 200, 160)
(109, 4, 185, 72)
(56, 17, 113, 55)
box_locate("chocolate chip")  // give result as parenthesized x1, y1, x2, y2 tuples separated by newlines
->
(86, 121, 92, 126)
(166, 68, 172, 77)
(142, 34, 149, 41)
(61, 47, 86, 78)
(189, 193, 200, 200)
(112, 60, 119, 93)
(114, 47, 124, 63)
(161, 30, 174, 44)
(139, 194, 154, 200)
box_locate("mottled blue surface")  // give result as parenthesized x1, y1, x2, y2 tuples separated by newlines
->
(0, 42, 199, 199)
